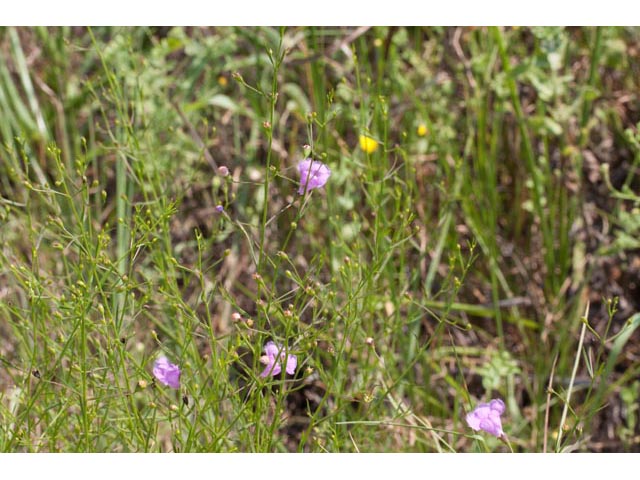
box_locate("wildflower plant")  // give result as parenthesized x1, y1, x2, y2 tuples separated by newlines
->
(1, 26, 635, 455)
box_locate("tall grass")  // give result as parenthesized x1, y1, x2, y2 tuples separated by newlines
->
(1, 26, 639, 452)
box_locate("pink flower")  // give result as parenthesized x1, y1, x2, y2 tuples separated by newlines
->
(466, 398, 506, 438)
(259, 341, 297, 377)
(153, 356, 181, 389)
(297, 158, 331, 194)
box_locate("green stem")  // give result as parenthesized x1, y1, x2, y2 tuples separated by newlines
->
(555, 304, 588, 451)
(579, 27, 602, 147)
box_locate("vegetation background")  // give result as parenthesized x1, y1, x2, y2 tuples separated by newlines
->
(0, 26, 639, 452)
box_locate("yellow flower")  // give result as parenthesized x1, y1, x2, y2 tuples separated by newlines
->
(218, 75, 228, 87)
(417, 124, 428, 137)
(359, 135, 378, 154)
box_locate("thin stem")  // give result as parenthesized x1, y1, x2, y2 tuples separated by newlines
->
(555, 303, 589, 452)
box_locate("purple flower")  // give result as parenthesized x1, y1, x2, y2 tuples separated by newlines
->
(466, 398, 506, 438)
(297, 158, 331, 195)
(259, 341, 297, 377)
(215, 205, 224, 213)
(153, 356, 181, 389)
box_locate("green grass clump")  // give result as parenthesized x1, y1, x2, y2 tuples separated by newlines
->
(1, 26, 639, 452)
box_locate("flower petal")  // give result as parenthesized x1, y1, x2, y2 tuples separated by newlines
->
(260, 358, 282, 378)
(285, 354, 297, 375)
(264, 341, 279, 358)
(260, 359, 281, 377)
(479, 417, 503, 437)
(297, 158, 312, 176)
(465, 411, 482, 431)
(489, 398, 506, 415)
